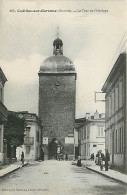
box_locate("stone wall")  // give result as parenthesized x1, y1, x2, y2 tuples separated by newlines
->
(39, 74, 76, 157)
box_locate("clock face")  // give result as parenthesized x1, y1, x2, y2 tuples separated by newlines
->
(54, 80, 61, 86)
(53, 77, 61, 86)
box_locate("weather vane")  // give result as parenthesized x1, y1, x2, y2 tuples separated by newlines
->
(56, 26, 60, 38)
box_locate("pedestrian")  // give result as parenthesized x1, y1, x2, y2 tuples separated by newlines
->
(65, 153, 68, 161)
(90, 153, 93, 161)
(77, 156, 82, 167)
(21, 151, 24, 165)
(98, 150, 104, 171)
(105, 149, 110, 171)
(95, 151, 99, 165)
(41, 148, 44, 161)
(90, 153, 94, 161)
(92, 153, 94, 161)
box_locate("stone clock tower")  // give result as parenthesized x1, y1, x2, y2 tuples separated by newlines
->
(38, 34, 76, 160)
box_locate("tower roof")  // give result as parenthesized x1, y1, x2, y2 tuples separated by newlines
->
(39, 55, 75, 74)
(53, 38, 63, 46)
(0, 67, 7, 85)
(39, 28, 76, 75)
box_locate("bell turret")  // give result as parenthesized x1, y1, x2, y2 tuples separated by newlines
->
(53, 27, 63, 55)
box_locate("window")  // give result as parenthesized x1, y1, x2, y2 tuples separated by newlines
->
(88, 144, 90, 155)
(86, 144, 88, 155)
(119, 128, 122, 153)
(119, 79, 123, 108)
(98, 126, 104, 137)
(78, 131, 81, 140)
(101, 127, 103, 136)
(110, 132, 112, 153)
(122, 127, 124, 153)
(84, 128, 86, 139)
(81, 129, 83, 140)
(26, 146, 30, 154)
(106, 97, 109, 119)
(109, 96, 111, 117)
(36, 131, 39, 142)
(87, 127, 89, 139)
(26, 127, 30, 137)
(112, 132, 115, 154)
(82, 128, 84, 139)
(84, 144, 86, 155)
(115, 86, 119, 112)
(56, 44, 60, 49)
(98, 126, 101, 136)
(84, 127, 87, 139)
(111, 91, 115, 115)
(0, 86, 2, 102)
(115, 130, 117, 153)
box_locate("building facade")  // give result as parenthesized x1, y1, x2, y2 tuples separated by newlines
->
(38, 36, 76, 160)
(0, 68, 7, 164)
(16, 112, 43, 161)
(76, 111, 105, 160)
(102, 52, 127, 173)
(74, 128, 79, 159)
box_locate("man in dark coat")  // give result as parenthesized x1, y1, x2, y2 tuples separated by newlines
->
(41, 148, 44, 161)
(105, 149, 110, 171)
(90, 153, 94, 161)
(77, 156, 82, 167)
(65, 153, 68, 161)
(21, 151, 24, 165)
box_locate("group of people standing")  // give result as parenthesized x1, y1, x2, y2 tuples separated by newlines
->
(90, 153, 94, 161)
(96, 149, 110, 171)
(77, 149, 110, 171)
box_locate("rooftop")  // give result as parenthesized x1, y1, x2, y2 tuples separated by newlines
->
(39, 55, 76, 74)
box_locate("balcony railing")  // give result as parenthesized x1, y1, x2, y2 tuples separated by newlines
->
(0, 101, 7, 123)
(24, 137, 34, 145)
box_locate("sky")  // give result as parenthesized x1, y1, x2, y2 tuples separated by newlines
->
(0, 0, 126, 118)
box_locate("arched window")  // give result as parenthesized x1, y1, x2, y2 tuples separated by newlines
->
(56, 43, 60, 50)
(0, 83, 3, 102)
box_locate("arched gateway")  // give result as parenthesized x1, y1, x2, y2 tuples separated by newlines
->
(48, 138, 63, 160)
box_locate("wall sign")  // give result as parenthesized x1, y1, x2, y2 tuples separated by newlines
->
(65, 137, 74, 144)
(43, 137, 48, 144)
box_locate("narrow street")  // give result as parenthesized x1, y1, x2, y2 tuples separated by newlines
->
(0, 160, 126, 195)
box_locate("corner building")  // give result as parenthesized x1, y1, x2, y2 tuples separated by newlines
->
(0, 68, 7, 164)
(38, 37, 76, 160)
(102, 52, 127, 173)
(75, 111, 105, 160)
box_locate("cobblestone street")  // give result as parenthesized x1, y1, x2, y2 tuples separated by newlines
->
(0, 160, 126, 195)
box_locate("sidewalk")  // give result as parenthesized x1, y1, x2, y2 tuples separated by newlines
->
(81, 160, 127, 185)
(0, 161, 28, 179)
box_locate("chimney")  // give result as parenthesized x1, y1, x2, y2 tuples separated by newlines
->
(100, 113, 105, 119)
(94, 110, 99, 119)
(86, 113, 90, 119)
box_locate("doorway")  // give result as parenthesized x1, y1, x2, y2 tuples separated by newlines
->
(48, 138, 58, 159)
(112, 131, 114, 164)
